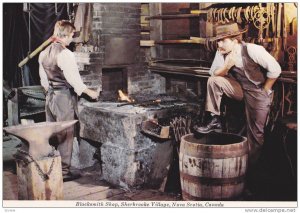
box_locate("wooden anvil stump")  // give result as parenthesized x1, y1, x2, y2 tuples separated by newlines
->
(4, 120, 78, 200)
(16, 155, 63, 200)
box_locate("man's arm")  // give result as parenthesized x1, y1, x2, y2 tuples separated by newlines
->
(209, 51, 226, 76)
(57, 50, 99, 99)
(213, 66, 230, 77)
(38, 51, 49, 92)
(247, 43, 281, 91)
(263, 78, 277, 92)
(83, 88, 99, 99)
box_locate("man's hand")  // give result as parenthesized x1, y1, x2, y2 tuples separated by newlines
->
(213, 50, 237, 76)
(224, 49, 237, 70)
(83, 88, 99, 100)
(263, 78, 278, 95)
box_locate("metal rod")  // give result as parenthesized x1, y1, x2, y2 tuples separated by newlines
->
(28, 3, 31, 52)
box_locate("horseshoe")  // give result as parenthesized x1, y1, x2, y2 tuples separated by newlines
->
(252, 5, 259, 20)
(237, 7, 243, 23)
(213, 8, 218, 22)
(219, 8, 225, 24)
(250, 6, 254, 21)
(245, 6, 250, 21)
(215, 8, 219, 22)
(208, 8, 213, 22)
(228, 7, 233, 19)
(223, 8, 230, 23)
(218, 9, 222, 23)
(232, 7, 237, 22)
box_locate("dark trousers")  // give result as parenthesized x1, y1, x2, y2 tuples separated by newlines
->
(45, 88, 77, 175)
(206, 76, 272, 166)
(243, 88, 272, 166)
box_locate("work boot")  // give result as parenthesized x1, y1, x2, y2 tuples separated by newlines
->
(194, 115, 222, 134)
(63, 171, 81, 182)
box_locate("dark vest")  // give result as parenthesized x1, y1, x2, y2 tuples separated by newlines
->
(41, 43, 71, 89)
(240, 42, 267, 85)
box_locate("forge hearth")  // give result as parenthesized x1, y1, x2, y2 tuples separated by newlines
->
(101, 68, 128, 101)
(78, 98, 200, 188)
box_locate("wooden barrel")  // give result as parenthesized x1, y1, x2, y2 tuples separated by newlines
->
(179, 133, 248, 200)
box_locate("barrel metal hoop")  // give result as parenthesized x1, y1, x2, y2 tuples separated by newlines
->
(182, 141, 248, 159)
(181, 190, 242, 201)
(180, 171, 245, 185)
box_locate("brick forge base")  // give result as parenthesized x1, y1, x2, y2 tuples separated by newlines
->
(78, 101, 200, 188)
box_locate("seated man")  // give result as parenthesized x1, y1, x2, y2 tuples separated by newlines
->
(195, 22, 281, 166)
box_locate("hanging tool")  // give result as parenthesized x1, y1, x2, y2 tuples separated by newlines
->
(270, 3, 283, 60)
(271, 3, 276, 37)
(276, 3, 282, 38)
(282, 3, 287, 50)
(265, 3, 270, 38)
(287, 46, 296, 71)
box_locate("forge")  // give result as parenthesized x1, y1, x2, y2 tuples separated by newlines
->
(78, 95, 200, 188)
(70, 3, 203, 189)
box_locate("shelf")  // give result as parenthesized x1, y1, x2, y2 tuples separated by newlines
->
(140, 37, 207, 45)
(278, 77, 296, 84)
(145, 13, 200, 20)
(155, 37, 276, 45)
(151, 58, 211, 65)
(149, 62, 210, 78)
(156, 37, 206, 44)
(155, 39, 201, 44)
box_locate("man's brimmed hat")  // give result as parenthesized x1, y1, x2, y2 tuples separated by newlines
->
(209, 23, 248, 42)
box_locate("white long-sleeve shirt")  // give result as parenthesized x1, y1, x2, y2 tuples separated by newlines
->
(38, 48, 87, 96)
(209, 43, 281, 78)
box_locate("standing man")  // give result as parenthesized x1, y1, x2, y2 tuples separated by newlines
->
(195, 23, 281, 166)
(39, 20, 99, 181)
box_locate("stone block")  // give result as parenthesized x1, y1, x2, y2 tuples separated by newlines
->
(71, 137, 99, 169)
(78, 100, 200, 189)
(79, 102, 199, 148)
(101, 140, 173, 188)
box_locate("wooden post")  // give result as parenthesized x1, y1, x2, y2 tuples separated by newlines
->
(17, 155, 64, 200)
(149, 3, 163, 59)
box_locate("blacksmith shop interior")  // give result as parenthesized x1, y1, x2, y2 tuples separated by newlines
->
(2, 3, 297, 203)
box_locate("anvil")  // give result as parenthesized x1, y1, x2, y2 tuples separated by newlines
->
(4, 120, 78, 160)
